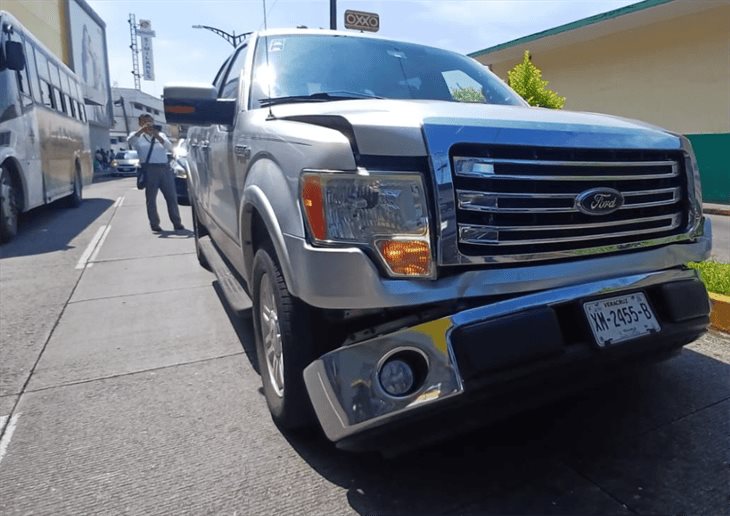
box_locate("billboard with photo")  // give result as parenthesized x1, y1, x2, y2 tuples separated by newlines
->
(67, 0, 111, 126)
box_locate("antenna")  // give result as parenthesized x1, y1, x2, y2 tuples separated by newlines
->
(262, 0, 275, 120)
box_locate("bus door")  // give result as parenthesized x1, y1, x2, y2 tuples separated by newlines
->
(42, 60, 74, 201)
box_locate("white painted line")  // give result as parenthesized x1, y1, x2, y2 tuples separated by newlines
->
(75, 226, 107, 270)
(87, 225, 112, 267)
(117, 196, 125, 208)
(112, 196, 122, 208)
(0, 413, 20, 466)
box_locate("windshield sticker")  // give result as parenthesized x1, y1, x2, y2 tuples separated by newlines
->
(387, 49, 406, 59)
(269, 39, 284, 52)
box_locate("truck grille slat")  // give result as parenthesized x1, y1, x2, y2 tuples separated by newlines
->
(457, 187, 681, 214)
(450, 146, 688, 259)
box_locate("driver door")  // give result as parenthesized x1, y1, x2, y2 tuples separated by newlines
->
(208, 44, 250, 245)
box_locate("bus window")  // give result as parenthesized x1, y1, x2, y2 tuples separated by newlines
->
(69, 98, 78, 119)
(53, 87, 63, 113)
(63, 93, 72, 116)
(61, 73, 72, 98)
(16, 68, 33, 108)
(23, 40, 42, 104)
(35, 52, 53, 108)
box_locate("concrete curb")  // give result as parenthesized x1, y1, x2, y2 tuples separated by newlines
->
(709, 292, 730, 333)
(704, 207, 730, 216)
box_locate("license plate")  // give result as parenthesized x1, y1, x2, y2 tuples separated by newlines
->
(583, 292, 660, 346)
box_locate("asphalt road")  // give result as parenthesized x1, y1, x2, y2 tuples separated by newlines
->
(1, 178, 729, 515)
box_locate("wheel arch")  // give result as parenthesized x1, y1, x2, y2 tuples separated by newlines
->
(240, 185, 298, 296)
(1, 156, 27, 212)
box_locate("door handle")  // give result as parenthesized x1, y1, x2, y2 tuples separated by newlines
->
(234, 144, 251, 159)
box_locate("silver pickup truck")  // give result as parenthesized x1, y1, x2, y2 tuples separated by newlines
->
(164, 29, 712, 452)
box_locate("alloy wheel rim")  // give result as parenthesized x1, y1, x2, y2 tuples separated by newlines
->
(259, 272, 284, 397)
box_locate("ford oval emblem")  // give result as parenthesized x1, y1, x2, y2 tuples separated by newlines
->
(576, 188, 624, 216)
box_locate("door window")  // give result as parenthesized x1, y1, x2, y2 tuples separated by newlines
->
(219, 45, 248, 99)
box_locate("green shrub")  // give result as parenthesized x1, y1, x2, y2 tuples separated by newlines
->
(451, 87, 486, 103)
(507, 50, 565, 109)
(688, 261, 730, 295)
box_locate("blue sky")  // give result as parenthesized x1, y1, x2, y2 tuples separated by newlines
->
(88, 0, 638, 97)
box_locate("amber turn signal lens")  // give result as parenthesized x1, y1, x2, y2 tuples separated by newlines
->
(376, 240, 431, 276)
(301, 174, 327, 240)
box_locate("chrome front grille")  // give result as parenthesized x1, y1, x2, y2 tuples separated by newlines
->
(450, 146, 688, 259)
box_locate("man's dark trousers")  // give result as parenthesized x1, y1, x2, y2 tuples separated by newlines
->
(144, 164, 182, 228)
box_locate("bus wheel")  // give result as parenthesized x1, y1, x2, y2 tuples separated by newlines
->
(63, 167, 83, 208)
(0, 165, 19, 243)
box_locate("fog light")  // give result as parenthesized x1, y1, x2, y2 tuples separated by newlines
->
(379, 359, 415, 397)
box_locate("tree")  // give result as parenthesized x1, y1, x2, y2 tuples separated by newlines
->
(507, 50, 565, 109)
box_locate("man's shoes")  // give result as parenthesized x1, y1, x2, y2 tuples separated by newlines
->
(151, 225, 163, 232)
(173, 224, 186, 231)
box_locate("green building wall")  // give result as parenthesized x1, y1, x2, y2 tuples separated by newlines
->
(687, 134, 730, 204)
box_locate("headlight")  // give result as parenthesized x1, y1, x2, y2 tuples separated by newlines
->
(301, 170, 432, 277)
(111, 160, 118, 167)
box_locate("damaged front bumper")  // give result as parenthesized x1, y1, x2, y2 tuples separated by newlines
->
(303, 268, 710, 447)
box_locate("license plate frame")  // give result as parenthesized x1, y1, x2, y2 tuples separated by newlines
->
(583, 292, 661, 347)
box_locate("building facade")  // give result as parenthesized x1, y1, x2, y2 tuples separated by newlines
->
(470, 0, 730, 204)
(4, 0, 113, 155)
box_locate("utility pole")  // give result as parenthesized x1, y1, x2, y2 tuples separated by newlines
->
(330, 0, 337, 29)
(192, 25, 251, 47)
(113, 97, 131, 149)
(128, 14, 141, 90)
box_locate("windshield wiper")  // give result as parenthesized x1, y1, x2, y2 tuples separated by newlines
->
(259, 91, 383, 107)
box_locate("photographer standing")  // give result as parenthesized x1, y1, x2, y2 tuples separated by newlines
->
(127, 114, 185, 232)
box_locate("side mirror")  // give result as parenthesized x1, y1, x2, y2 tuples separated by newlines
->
(1, 41, 26, 71)
(163, 84, 235, 126)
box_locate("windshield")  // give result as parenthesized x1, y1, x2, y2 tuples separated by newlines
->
(250, 34, 524, 108)
(115, 151, 138, 160)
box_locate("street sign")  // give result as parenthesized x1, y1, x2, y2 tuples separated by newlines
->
(344, 9, 379, 32)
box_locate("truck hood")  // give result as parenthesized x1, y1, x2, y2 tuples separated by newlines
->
(274, 99, 681, 156)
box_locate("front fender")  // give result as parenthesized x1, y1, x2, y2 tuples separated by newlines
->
(240, 158, 303, 293)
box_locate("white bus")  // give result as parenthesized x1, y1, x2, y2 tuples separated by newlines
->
(0, 11, 92, 243)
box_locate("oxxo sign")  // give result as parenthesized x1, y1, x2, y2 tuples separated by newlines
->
(344, 9, 380, 32)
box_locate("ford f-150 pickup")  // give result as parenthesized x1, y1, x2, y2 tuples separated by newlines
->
(163, 29, 712, 452)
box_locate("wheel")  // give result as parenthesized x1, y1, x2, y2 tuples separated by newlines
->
(252, 245, 319, 430)
(0, 165, 19, 243)
(191, 203, 210, 270)
(62, 166, 82, 208)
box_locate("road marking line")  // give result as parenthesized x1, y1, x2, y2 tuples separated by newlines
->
(118, 196, 125, 207)
(0, 413, 20, 466)
(113, 196, 122, 208)
(75, 226, 107, 269)
(87, 225, 112, 268)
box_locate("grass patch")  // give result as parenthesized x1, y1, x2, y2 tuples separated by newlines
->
(688, 261, 730, 295)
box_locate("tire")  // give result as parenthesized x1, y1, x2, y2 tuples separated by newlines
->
(252, 245, 319, 430)
(192, 203, 210, 270)
(62, 166, 82, 208)
(0, 165, 19, 243)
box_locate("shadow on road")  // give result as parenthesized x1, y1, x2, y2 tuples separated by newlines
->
(206, 271, 730, 514)
(0, 198, 113, 259)
(282, 347, 730, 515)
(213, 281, 258, 374)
